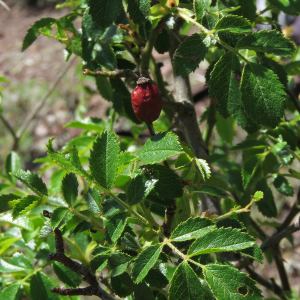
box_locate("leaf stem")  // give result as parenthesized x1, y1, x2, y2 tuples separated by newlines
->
(63, 236, 90, 266)
(140, 201, 160, 229)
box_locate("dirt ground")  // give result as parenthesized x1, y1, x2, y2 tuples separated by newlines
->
(0, 1, 299, 299)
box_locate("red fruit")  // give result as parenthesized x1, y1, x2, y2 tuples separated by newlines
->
(131, 77, 163, 123)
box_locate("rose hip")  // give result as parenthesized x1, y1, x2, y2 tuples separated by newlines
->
(131, 77, 163, 124)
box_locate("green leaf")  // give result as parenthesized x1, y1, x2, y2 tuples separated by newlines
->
(82, 8, 103, 41)
(216, 114, 235, 144)
(203, 264, 263, 299)
(145, 268, 169, 288)
(173, 33, 208, 77)
(31, 271, 59, 300)
(5, 151, 20, 184)
(90, 254, 110, 273)
(47, 140, 93, 182)
(134, 282, 155, 300)
(111, 273, 135, 298)
(271, 142, 293, 165)
(131, 244, 163, 283)
(242, 154, 262, 188)
(194, 185, 228, 198)
(11, 170, 48, 197)
(88, 0, 122, 29)
(118, 151, 137, 175)
(237, 0, 256, 22)
(273, 174, 293, 196)
(103, 194, 126, 217)
(120, 232, 140, 250)
(234, 106, 260, 134)
(38, 220, 54, 239)
(61, 173, 78, 207)
(96, 77, 113, 101)
(94, 42, 117, 71)
(84, 188, 102, 213)
(209, 52, 242, 118)
(171, 217, 216, 242)
(194, 0, 211, 20)
(105, 212, 128, 244)
(239, 244, 263, 263)
(0, 213, 33, 231)
(0, 283, 22, 300)
(240, 62, 285, 128)
(22, 18, 56, 51)
(50, 206, 69, 229)
(64, 117, 106, 132)
(0, 194, 21, 213)
(285, 60, 300, 75)
(53, 261, 82, 288)
(144, 164, 184, 203)
(255, 178, 277, 218)
(154, 29, 170, 54)
(195, 158, 211, 182)
(268, 0, 300, 15)
(252, 190, 264, 202)
(231, 139, 268, 151)
(214, 15, 252, 33)
(127, 0, 150, 24)
(0, 252, 33, 272)
(89, 131, 120, 190)
(138, 132, 183, 164)
(188, 227, 255, 257)
(0, 237, 21, 255)
(169, 261, 208, 300)
(108, 252, 132, 276)
(127, 173, 157, 206)
(12, 195, 41, 220)
(236, 30, 295, 57)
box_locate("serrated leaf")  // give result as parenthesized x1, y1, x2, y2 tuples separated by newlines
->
(240, 62, 285, 128)
(144, 164, 183, 203)
(271, 142, 293, 165)
(22, 18, 56, 51)
(0, 194, 21, 213)
(89, 0, 122, 29)
(90, 254, 110, 273)
(209, 52, 242, 118)
(194, 185, 228, 198)
(82, 8, 103, 41)
(118, 151, 137, 175)
(188, 227, 255, 257)
(105, 212, 128, 244)
(171, 217, 216, 242)
(64, 117, 106, 132)
(242, 154, 262, 188)
(145, 268, 169, 288)
(169, 262, 208, 300)
(50, 207, 69, 229)
(234, 106, 260, 134)
(237, 30, 295, 57)
(203, 264, 263, 299)
(127, 173, 158, 206)
(5, 151, 20, 184)
(173, 33, 208, 77)
(31, 272, 59, 300)
(12, 195, 41, 220)
(47, 140, 93, 182)
(0, 283, 22, 300)
(214, 15, 252, 33)
(231, 139, 268, 151)
(94, 42, 117, 71)
(127, 0, 150, 24)
(120, 232, 140, 250)
(0, 213, 33, 231)
(131, 244, 163, 283)
(255, 178, 277, 218)
(285, 60, 300, 75)
(0, 237, 21, 255)
(239, 244, 263, 263)
(154, 29, 170, 54)
(252, 191, 264, 202)
(268, 0, 300, 15)
(108, 252, 132, 277)
(89, 131, 120, 190)
(134, 282, 155, 300)
(0, 252, 33, 272)
(84, 188, 102, 213)
(195, 158, 211, 181)
(138, 132, 183, 164)
(11, 170, 48, 197)
(111, 273, 135, 298)
(216, 114, 235, 144)
(194, 0, 211, 20)
(237, 0, 256, 22)
(273, 174, 293, 196)
(38, 220, 54, 239)
(103, 194, 126, 217)
(53, 261, 82, 288)
(61, 173, 78, 207)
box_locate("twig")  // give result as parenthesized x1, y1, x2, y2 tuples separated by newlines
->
(83, 68, 139, 82)
(43, 210, 116, 300)
(260, 215, 300, 252)
(15, 56, 76, 150)
(245, 266, 287, 300)
(0, 115, 17, 146)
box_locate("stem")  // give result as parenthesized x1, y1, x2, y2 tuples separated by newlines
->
(19, 266, 49, 284)
(285, 88, 300, 115)
(166, 242, 188, 260)
(63, 236, 89, 266)
(140, 201, 160, 229)
(83, 68, 139, 81)
(146, 122, 156, 136)
(203, 103, 216, 146)
(0, 115, 17, 148)
(256, 5, 274, 17)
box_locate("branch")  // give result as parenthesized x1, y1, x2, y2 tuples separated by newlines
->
(43, 210, 116, 300)
(15, 55, 76, 150)
(0, 115, 17, 148)
(83, 68, 139, 81)
(260, 215, 300, 252)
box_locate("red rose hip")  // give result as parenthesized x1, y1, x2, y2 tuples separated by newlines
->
(131, 77, 163, 123)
